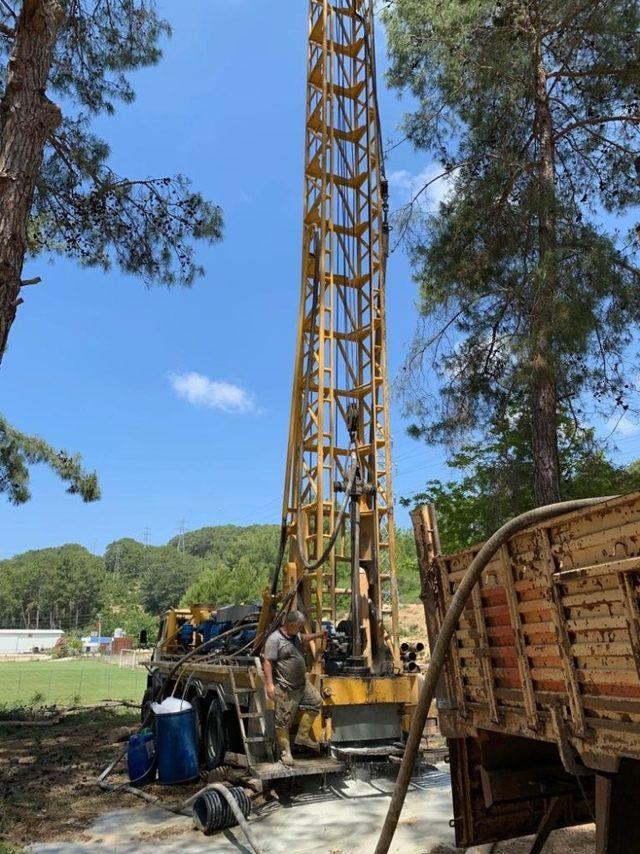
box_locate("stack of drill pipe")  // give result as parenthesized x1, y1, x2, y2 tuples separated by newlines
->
(400, 641, 425, 672)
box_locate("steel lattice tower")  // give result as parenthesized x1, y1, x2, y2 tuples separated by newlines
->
(280, 0, 398, 672)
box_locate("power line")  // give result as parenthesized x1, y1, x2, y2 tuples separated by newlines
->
(176, 518, 187, 553)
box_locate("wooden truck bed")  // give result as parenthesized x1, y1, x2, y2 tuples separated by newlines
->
(416, 492, 640, 767)
(412, 493, 640, 851)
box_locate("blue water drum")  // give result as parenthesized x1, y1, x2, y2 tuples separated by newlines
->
(127, 728, 156, 786)
(154, 701, 199, 785)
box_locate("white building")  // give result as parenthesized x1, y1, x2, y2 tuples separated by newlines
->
(81, 635, 112, 653)
(0, 629, 64, 655)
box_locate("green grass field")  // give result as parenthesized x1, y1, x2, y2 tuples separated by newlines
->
(0, 659, 147, 707)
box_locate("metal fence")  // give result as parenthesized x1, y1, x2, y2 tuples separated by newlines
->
(0, 657, 147, 708)
(101, 649, 152, 669)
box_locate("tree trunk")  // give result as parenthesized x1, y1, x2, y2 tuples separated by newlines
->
(0, 0, 64, 365)
(531, 374, 560, 504)
(531, 12, 561, 506)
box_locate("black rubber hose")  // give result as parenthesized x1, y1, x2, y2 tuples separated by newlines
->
(374, 496, 616, 854)
(192, 786, 251, 834)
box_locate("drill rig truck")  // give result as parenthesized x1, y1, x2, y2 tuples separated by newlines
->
(146, 0, 421, 783)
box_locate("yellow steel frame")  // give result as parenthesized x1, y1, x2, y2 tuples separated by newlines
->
(281, 0, 399, 669)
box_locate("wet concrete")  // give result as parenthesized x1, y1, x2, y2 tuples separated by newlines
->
(30, 763, 457, 854)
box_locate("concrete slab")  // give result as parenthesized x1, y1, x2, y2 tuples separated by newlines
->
(30, 765, 457, 854)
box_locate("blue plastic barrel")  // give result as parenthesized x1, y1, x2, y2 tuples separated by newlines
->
(127, 728, 156, 786)
(154, 704, 199, 785)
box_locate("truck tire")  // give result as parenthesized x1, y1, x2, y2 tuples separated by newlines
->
(204, 696, 226, 769)
(189, 693, 207, 761)
(140, 689, 154, 729)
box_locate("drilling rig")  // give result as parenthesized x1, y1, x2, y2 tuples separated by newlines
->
(149, 0, 419, 781)
(270, 0, 398, 677)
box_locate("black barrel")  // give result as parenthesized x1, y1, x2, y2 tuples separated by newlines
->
(192, 787, 251, 834)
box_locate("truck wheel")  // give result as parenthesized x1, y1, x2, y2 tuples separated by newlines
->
(189, 693, 207, 761)
(140, 689, 154, 728)
(204, 696, 226, 769)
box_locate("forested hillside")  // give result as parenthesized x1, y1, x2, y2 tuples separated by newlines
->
(0, 524, 422, 636)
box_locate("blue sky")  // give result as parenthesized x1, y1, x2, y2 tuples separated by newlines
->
(0, 0, 455, 558)
(2, 1, 640, 559)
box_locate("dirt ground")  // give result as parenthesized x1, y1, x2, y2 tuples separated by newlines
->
(491, 825, 596, 853)
(0, 707, 206, 851)
(0, 708, 136, 847)
(398, 602, 428, 641)
(0, 707, 599, 854)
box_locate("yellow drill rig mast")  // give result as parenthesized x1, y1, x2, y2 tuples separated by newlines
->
(274, 0, 399, 675)
(152, 0, 417, 779)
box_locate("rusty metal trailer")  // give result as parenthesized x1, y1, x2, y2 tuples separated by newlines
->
(412, 493, 640, 854)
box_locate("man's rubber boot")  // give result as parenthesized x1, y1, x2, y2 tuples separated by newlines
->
(275, 728, 295, 766)
(294, 711, 320, 753)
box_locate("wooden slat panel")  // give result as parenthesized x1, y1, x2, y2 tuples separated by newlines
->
(514, 577, 550, 594)
(565, 602, 625, 620)
(499, 543, 539, 730)
(552, 518, 640, 560)
(616, 569, 640, 684)
(559, 576, 622, 597)
(537, 528, 587, 736)
(471, 582, 500, 723)
(565, 616, 628, 632)
(517, 598, 553, 615)
(572, 641, 633, 657)
(561, 588, 623, 607)
(441, 573, 468, 718)
(575, 655, 637, 671)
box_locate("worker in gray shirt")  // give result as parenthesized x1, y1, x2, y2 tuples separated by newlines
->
(263, 609, 325, 765)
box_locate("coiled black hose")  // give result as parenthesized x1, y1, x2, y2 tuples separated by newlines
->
(192, 786, 251, 835)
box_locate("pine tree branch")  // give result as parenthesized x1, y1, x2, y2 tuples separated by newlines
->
(563, 240, 640, 278)
(548, 64, 640, 80)
(542, 0, 607, 38)
(555, 114, 637, 141)
(0, 414, 100, 504)
(549, 89, 636, 155)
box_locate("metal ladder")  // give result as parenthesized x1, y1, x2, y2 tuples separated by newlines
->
(228, 663, 273, 765)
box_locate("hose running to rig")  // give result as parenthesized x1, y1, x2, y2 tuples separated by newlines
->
(373, 495, 616, 854)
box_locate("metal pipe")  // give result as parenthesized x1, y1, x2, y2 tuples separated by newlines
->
(374, 496, 616, 854)
(350, 492, 362, 659)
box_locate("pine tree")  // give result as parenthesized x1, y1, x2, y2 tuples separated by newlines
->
(385, 0, 640, 505)
(0, 0, 222, 501)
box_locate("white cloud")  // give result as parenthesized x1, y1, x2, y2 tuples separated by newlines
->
(388, 163, 453, 210)
(169, 372, 256, 415)
(607, 413, 640, 437)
